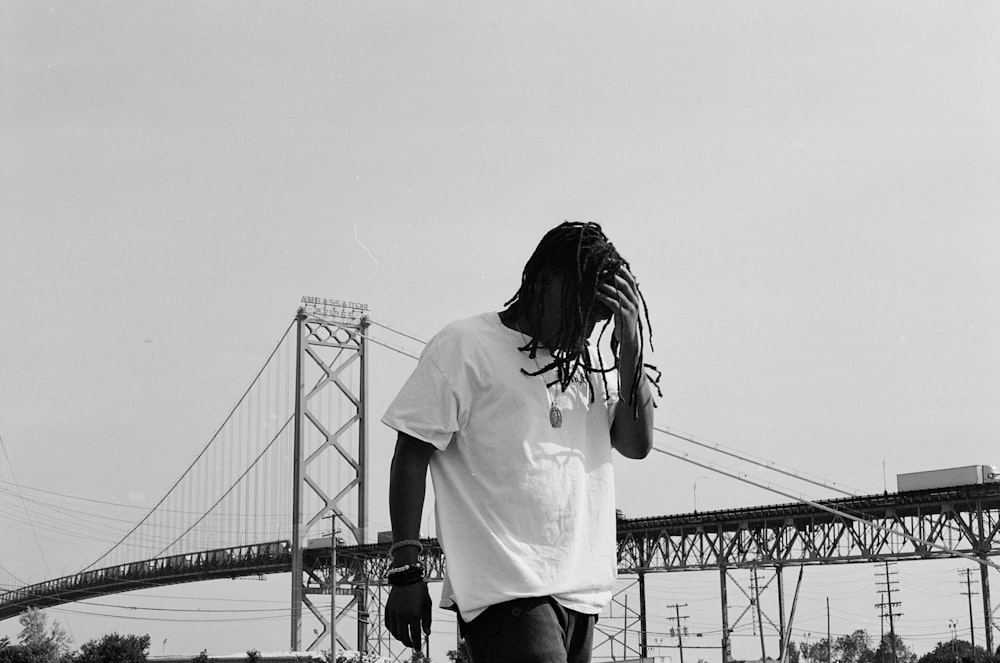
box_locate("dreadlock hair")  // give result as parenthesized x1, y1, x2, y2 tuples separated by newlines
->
(504, 221, 662, 419)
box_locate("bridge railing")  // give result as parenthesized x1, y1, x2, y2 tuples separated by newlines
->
(0, 541, 293, 619)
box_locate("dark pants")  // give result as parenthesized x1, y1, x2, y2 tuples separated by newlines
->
(459, 597, 595, 663)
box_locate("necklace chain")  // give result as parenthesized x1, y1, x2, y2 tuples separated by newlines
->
(508, 313, 563, 428)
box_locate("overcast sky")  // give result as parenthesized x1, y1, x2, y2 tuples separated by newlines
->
(2, 1, 999, 659)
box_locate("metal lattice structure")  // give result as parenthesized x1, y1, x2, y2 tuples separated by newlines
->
(290, 298, 371, 653)
(616, 484, 1000, 569)
(616, 483, 1000, 656)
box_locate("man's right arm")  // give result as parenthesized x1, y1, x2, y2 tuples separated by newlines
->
(385, 432, 436, 651)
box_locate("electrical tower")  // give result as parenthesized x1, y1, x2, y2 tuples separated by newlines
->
(875, 561, 902, 663)
(290, 297, 371, 653)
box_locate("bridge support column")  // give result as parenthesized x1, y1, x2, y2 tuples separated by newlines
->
(638, 571, 648, 659)
(356, 583, 369, 654)
(983, 563, 994, 653)
(777, 565, 786, 661)
(363, 583, 391, 656)
(289, 298, 371, 653)
(720, 563, 731, 663)
(290, 308, 307, 651)
(980, 500, 994, 653)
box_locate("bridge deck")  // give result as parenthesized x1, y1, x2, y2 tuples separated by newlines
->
(2, 483, 998, 619)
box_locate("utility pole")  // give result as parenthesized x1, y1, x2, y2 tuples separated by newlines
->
(949, 619, 958, 658)
(638, 572, 648, 660)
(666, 603, 689, 663)
(329, 514, 338, 663)
(720, 563, 732, 663)
(960, 568, 979, 649)
(753, 566, 766, 662)
(777, 567, 787, 662)
(875, 561, 902, 663)
(826, 597, 832, 663)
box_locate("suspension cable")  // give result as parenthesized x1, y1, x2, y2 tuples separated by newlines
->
(155, 417, 293, 557)
(358, 331, 421, 360)
(81, 319, 296, 572)
(650, 441, 1000, 571)
(367, 320, 994, 565)
(367, 318, 428, 345)
(656, 425, 859, 497)
(308, 313, 422, 360)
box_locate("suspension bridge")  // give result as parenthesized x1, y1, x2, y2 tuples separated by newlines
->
(1, 297, 998, 660)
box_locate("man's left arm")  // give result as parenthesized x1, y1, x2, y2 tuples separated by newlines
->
(597, 269, 655, 459)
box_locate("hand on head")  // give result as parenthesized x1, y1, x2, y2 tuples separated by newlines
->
(594, 267, 641, 347)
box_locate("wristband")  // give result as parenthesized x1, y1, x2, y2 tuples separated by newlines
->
(385, 564, 424, 586)
(389, 539, 424, 555)
(388, 573, 425, 587)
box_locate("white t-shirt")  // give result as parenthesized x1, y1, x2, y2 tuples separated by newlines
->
(381, 312, 620, 621)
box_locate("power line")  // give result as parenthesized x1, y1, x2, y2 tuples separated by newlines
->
(0, 433, 52, 578)
(48, 605, 291, 624)
(0, 478, 274, 514)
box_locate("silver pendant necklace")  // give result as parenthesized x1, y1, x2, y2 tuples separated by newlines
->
(511, 315, 563, 428)
(548, 399, 563, 428)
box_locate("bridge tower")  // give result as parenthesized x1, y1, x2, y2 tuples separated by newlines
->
(290, 297, 371, 654)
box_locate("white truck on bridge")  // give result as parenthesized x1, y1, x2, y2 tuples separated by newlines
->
(896, 464, 999, 492)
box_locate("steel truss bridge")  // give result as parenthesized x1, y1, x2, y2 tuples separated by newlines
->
(2, 483, 998, 659)
(2, 298, 998, 660)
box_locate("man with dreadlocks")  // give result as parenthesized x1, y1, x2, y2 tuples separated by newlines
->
(382, 222, 658, 663)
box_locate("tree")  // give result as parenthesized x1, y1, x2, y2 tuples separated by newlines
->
(872, 634, 917, 663)
(446, 640, 470, 663)
(16, 608, 72, 662)
(917, 639, 1000, 663)
(332, 652, 390, 663)
(795, 631, 880, 663)
(785, 641, 801, 663)
(802, 637, 833, 663)
(74, 633, 150, 663)
(841, 630, 874, 663)
(835, 630, 874, 663)
(0, 646, 33, 663)
(0, 634, 34, 663)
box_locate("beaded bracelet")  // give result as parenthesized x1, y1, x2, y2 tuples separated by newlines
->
(385, 564, 424, 586)
(388, 539, 424, 556)
(387, 571, 424, 587)
(385, 563, 421, 576)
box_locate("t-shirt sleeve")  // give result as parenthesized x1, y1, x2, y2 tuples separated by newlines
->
(592, 348, 620, 427)
(605, 373, 620, 427)
(381, 341, 461, 451)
